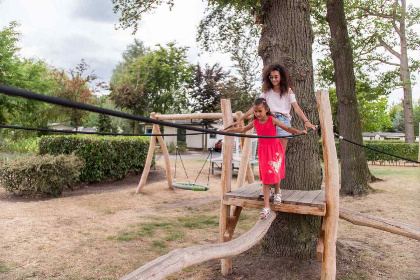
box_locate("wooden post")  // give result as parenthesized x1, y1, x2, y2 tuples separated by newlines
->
(136, 113, 158, 193)
(220, 99, 234, 276)
(155, 114, 173, 189)
(418, 122, 419, 166)
(235, 115, 255, 188)
(316, 90, 340, 280)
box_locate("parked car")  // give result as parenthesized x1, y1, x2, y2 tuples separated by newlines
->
(214, 139, 223, 152)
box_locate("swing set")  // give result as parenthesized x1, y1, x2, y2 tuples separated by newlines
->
(172, 145, 213, 191)
(136, 111, 256, 193)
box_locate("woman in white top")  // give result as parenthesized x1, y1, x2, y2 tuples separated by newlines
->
(231, 64, 315, 199)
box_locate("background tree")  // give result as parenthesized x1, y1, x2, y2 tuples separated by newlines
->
(110, 43, 194, 117)
(325, 0, 372, 195)
(97, 114, 114, 133)
(51, 60, 102, 129)
(0, 22, 61, 139)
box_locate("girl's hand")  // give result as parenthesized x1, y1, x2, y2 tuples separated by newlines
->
(304, 121, 316, 130)
(229, 120, 239, 127)
(300, 130, 307, 134)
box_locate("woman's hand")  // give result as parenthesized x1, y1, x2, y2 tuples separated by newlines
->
(304, 121, 316, 131)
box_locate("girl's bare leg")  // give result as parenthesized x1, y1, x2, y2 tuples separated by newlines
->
(259, 184, 272, 219)
(273, 181, 280, 195)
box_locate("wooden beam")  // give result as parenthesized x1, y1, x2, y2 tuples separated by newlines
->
(317, 218, 326, 262)
(317, 90, 340, 280)
(120, 212, 277, 280)
(153, 116, 173, 189)
(223, 206, 242, 241)
(136, 114, 158, 193)
(220, 99, 234, 276)
(222, 197, 326, 216)
(339, 208, 420, 241)
(418, 122, 419, 166)
(154, 112, 246, 120)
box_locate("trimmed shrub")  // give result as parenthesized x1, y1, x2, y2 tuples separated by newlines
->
(0, 154, 84, 196)
(38, 135, 152, 183)
(319, 140, 418, 163)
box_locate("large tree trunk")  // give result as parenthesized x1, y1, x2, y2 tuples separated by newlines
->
(326, 0, 371, 195)
(399, 0, 415, 143)
(258, 0, 322, 259)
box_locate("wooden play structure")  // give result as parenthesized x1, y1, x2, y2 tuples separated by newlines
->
(124, 91, 420, 280)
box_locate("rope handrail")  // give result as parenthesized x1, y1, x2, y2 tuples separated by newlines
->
(335, 133, 420, 164)
(0, 124, 207, 137)
(0, 84, 313, 139)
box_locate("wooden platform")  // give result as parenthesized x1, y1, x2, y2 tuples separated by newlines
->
(223, 182, 326, 216)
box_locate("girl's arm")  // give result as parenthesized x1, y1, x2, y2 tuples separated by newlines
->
(290, 89, 316, 130)
(229, 107, 254, 127)
(272, 117, 307, 135)
(222, 121, 254, 134)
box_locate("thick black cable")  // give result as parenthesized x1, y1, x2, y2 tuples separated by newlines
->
(0, 84, 313, 139)
(335, 133, 420, 164)
(0, 124, 206, 137)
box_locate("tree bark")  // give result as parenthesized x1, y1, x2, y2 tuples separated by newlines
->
(258, 0, 322, 258)
(326, 0, 371, 195)
(399, 0, 415, 143)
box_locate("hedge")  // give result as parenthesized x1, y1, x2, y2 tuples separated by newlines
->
(0, 154, 84, 196)
(318, 141, 418, 163)
(39, 135, 153, 183)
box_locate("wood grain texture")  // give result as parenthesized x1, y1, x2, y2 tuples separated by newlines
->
(121, 212, 277, 280)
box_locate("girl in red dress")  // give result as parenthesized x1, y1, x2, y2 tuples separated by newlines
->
(223, 98, 306, 219)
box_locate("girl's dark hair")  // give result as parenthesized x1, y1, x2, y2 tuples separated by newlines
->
(253, 98, 272, 117)
(262, 64, 293, 96)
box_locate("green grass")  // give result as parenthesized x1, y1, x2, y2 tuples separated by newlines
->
(370, 168, 420, 176)
(0, 261, 12, 272)
(106, 214, 218, 244)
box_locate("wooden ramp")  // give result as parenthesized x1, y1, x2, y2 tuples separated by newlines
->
(223, 182, 326, 217)
(120, 212, 277, 280)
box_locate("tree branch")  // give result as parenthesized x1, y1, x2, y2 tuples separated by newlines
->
(377, 36, 401, 60)
(391, 0, 403, 38)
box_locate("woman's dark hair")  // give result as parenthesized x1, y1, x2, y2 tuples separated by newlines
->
(253, 98, 272, 117)
(262, 64, 293, 96)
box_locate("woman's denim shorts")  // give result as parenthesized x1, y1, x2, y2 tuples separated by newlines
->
(275, 113, 293, 138)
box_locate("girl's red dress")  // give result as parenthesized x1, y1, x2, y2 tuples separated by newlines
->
(254, 116, 285, 184)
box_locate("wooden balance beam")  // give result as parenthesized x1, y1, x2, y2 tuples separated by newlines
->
(120, 211, 277, 280)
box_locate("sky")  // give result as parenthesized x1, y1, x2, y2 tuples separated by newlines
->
(0, 0, 419, 105)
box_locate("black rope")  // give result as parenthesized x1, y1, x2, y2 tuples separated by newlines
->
(335, 133, 420, 164)
(194, 148, 213, 184)
(0, 84, 314, 139)
(0, 124, 206, 137)
(207, 148, 213, 186)
(175, 146, 190, 183)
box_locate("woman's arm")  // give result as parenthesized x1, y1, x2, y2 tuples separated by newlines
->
(222, 121, 254, 134)
(289, 88, 315, 130)
(291, 102, 316, 130)
(230, 107, 254, 127)
(272, 117, 307, 135)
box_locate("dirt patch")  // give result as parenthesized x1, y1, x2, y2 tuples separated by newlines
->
(0, 157, 419, 279)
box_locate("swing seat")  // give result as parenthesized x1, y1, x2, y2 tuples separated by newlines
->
(172, 182, 209, 191)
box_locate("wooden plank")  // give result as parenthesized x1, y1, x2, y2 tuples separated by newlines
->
(311, 189, 326, 206)
(297, 190, 322, 206)
(285, 190, 308, 204)
(121, 212, 277, 280)
(339, 208, 420, 241)
(223, 197, 326, 216)
(279, 189, 295, 201)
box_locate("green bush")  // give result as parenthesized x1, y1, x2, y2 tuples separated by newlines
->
(167, 142, 176, 153)
(0, 154, 84, 196)
(38, 135, 153, 183)
(1, 137, 39, 154)
(319, 140, 418, 163)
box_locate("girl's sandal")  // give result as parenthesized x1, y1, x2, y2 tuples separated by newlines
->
(259, 208, 271, 219)
(273, 193, 282, 205)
